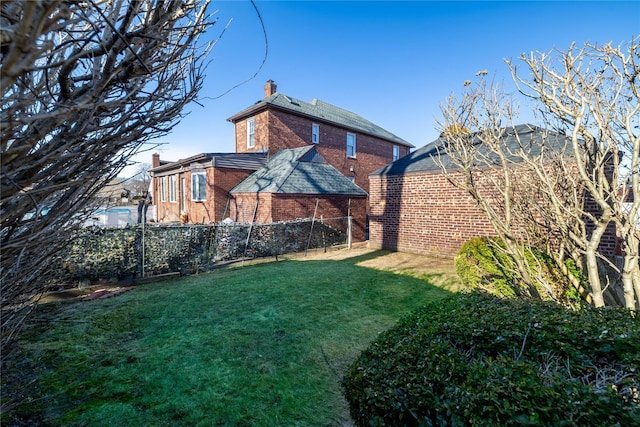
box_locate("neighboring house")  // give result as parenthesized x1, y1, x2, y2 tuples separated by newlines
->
(150, 152, 267, 223)
(150, 80, 412, 229)
(94, 178, 129, 205)
(368, 124, 618, 258)
(229, 146, 368, 240)
(227, 80, 414, 196)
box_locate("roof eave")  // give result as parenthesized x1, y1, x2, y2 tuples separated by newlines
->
(150, 153, 212, 173)
(228, 101, 414, 148)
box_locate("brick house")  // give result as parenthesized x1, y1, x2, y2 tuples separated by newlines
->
(150, 80, 412, 228)
(368, 124, 618, 258)
(227, 80, 414, 196)
(229, 146, 368, 240)
(150, 152, 267, 223)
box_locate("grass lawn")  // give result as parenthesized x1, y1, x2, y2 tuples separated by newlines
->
(2, 248, 460, 426)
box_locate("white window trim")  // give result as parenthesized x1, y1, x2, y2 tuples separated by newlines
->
(346, 132, 356, 158)
(312, 123, 320, 144)
(246, 118, 255, 148)
(191, 171, 207, 202)
(160, 176, 167, 202)
(169, 175, 177, 202)
(393, 145, 400, 161)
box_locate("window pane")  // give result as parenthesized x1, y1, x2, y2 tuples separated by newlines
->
(192, 173, 206, 201)
(247, 119, 255, 148)
(347, 133, 356, 157)
(160, 177, 167, 202)
(198, 175, 206, 200)
(169, 175, 177, 202)
(312, 123, 319, 143)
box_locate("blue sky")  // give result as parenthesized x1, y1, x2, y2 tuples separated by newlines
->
(125, 0, 639, 176)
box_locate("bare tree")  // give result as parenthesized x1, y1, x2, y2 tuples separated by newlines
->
(509, 40, 639, 309)
(1, 0, 215, 345)
(436, 39, 639, 309)
(127, 162, 152, 197)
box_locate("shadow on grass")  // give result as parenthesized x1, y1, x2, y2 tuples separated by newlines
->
(2, 250, 455, 427)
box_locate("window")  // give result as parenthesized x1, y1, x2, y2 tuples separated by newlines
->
(191, 172, 207, 201)
(393, 145, 400, 161)
(312, 123, 320, 144)
(346, 133, 356, 158)
(159, 176, 167, 202)
(246, 118, 255, 148)
(169, 175, 177, 202)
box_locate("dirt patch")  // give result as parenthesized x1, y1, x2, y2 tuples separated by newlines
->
(282, 242, 464, 291)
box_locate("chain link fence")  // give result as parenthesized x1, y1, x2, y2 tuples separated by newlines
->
(61, 217, 352, 282)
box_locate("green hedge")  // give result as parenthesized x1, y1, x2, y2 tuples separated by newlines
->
(61, 220, 346, 281)
(342, 292, 640, 426)
(454, 237, 582, 306)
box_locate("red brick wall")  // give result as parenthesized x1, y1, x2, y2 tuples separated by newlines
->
(369, 172, 497, 258)
(235, 110, 271, 154)
(229, 193, 272, 223)
(229, 193, 368, 241)
(185, 168, 214, 224)
(234, 109, 410, 195)
(369, 169, 618, 259)
(153, 167, 255, 224)
(153, 173, 181, 223)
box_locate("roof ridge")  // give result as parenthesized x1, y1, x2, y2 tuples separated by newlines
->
(272, 146, 314, 193)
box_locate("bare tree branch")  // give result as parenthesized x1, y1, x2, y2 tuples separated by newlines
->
(435, 38, 639, 309)
(1, 0, 215, 347)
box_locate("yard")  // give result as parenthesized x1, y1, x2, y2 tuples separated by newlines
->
(2, 246, 461, 426)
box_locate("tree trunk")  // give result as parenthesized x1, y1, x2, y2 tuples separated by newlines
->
(585, 243, 605, 307)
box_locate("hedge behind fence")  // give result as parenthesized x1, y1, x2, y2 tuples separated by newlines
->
(62, 218, 347, 282)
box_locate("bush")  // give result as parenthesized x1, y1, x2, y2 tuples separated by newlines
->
(342, 292, 640, 426)
(454, 237, 582, 306)
(455, 237, 517, 297)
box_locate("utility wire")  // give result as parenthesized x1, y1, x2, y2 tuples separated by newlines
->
(207, 0, 268, 100)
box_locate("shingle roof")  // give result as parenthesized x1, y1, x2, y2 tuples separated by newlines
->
(370, 124, 573, 177)
(150, 152, 268, 174)
(227, 93, 413, 148)
(230, 146, 368, 196)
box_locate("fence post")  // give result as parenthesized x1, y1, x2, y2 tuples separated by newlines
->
(141, 220, 146, 278)
(242, 200, 259, 266)
(305, 199, 320, 255)
(347, 216, 352, 249)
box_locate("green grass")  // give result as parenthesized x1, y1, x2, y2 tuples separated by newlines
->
(3, 251, 454, 426)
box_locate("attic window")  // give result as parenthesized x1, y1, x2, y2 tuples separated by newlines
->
(299, 149, 325, 164)
(283, 95, 298, 106)
(312, 123, 319, 144)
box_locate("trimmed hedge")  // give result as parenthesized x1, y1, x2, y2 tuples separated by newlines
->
(342, 292, 640, 426)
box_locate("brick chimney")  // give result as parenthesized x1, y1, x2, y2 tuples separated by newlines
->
(264, 80, 277, 98)
(152, 153, 160, 168)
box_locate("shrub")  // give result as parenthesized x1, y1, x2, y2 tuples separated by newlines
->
(455, 237, 517, 298)
(454, 237, 582, 306)
(342, 292, 640, 426)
